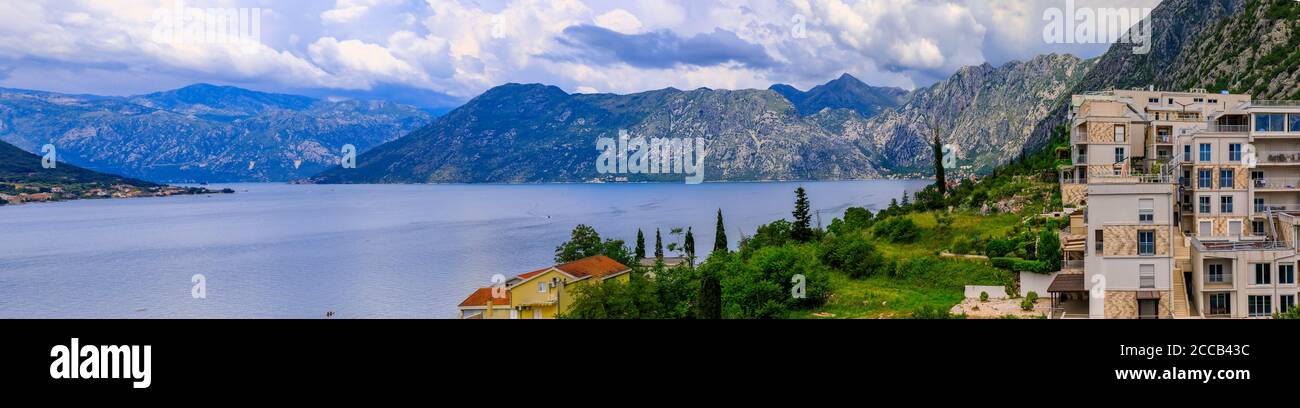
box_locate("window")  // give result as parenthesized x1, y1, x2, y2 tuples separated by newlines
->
(1229, 220, 1242, 236)
(1198, 170, 1212, 188)
(1199, 143, 1211, 161)
(1220, 169, 1234, 188)
(1094, 230, 1104, 255)
(1253, 220, 1266, 235)
(1209, 99, 1218, 104)
(1140, 264, 1156, 288)
(1199, 196, 1211, 214)
(1199, 220, 1212, 236)
(1280, 263, 1295, 285)
(537, 282, 547, 293)
(1114, 147, 1125, 163)
(1291, 113, 1300, 132)
(1248, 295, 1272, 317)
(1255, 198, 1266, 212)
(1208, 264, 1225, 282)
(1148, 97, 1160, 103)
(1282, 295, 1296, 313)
(1193, 97, 1204, 103)
(1138, 199, 1154, 224)
(1253, 263, 1271, 285)
(1114, 125, 1126, 142)
(1252, 170, 1265, 188)
(1138, 231, 1155, 256)
(1184, 145, 1191, 161)
(1209, 293, 1230, 315)
(1256, 113, 1286, 132)
(1229, 143, 1242, 161)
(1221, 196, 1233, 213)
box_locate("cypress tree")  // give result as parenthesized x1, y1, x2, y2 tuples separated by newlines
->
(654, 228, 664, 259)
(713, 209, 728, 253)
(697, 269, 722, 319)
(792, 187, 812, 242)
(635, 229, 646, 260)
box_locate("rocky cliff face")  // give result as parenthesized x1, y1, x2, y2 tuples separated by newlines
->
(311, 54, 1092, 184)
(0, 84, 433, 182)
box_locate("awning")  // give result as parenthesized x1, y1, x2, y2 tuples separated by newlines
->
(1047, 274, 1086, 293)
(1136, 291, 1162, 300)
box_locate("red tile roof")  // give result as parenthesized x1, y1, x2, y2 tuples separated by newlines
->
(458, 288, 510, 308)
(516, 255, 630, 281)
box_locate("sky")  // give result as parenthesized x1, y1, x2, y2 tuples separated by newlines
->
(0, 0, 1162, 108)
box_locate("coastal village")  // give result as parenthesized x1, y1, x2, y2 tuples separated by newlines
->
(0, 182, 230, 206)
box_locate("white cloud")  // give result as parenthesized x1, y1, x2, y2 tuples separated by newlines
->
(0, 0, 1164, 103)
(594, 9, 643, 34)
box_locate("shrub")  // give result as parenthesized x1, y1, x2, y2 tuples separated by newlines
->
(990, 257, 1053, 273)
(1020, 297, 1035, 311)
(985, 239, 1015, 257)
(819, 233, 886, 278)
(1027, 291, 1039, 303)
(722, 245, 830, 318)
(872, 216, 920, 243)
(1037, 230, 1062, 271)
(979, 291, 989, 302)
(909, 304, 960, 319)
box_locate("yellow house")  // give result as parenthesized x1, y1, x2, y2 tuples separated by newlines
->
(504, 255, 632, 319)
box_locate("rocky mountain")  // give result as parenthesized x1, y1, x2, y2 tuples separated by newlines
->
(310, 54, 1091, 184)
(850, 54, 1094, 174)
(0, 84, 434, 182)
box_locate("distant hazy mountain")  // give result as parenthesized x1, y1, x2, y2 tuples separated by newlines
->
(0, 84, 435, 182)
(310, 56, 1090, 184)
(769, 73, 909, 117)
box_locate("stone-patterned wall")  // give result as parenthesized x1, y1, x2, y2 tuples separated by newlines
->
(1104, 291, 1171, 319)
(1062, 184, 1086, 206)
(1190, 165, 1248, 190)
(1103, 225, 1170, 256)
(1105, 291, 1138, 319)
(1088, 121, 1128, 144)
(1193, 216, 1248, 236)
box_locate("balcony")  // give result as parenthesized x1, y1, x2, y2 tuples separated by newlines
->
(1154, 134, 1174, 144)
(1254, 100, 1300, 107)
(1205, 273, 1233, 285)
(1206, 124, 1250, 133)
(1254, 177, 1300, 190)
(1260, 151, 1300, 164)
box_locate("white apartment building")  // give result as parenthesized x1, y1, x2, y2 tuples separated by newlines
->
(1057, 89, 1299, 318)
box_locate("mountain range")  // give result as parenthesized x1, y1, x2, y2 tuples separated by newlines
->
(309, 53, 1090, 184)
(0, 84, 434, 182)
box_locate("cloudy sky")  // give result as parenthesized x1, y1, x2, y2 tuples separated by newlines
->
(0, 0, 1161, 107)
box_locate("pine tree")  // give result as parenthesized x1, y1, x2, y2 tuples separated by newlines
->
(684, 227, 696, 265)
(791, 187, 812, 242)
(713, 209, 728, 253)
(635, 229, 646, 260)
(654, 228, 664, 259)
(926, 112, 948, 195)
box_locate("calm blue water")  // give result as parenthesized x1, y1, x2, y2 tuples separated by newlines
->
(0, 181, 927, 318)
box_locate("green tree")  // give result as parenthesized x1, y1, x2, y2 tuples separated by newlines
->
(654, 228, 664, 259)
(713, 209, 728, 253)
(791, 187, 813, 242)
(555, 224, 603, 263)
(635, 229, 646, 260)
(1038, 230, 1062, 271)
(684, 227, 696, 265)
(819, 233, 885, 278)
(554, 224, 634, 266)
(696, 254, 724, 319)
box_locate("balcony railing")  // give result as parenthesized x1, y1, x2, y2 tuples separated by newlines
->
(1254, 100, 1300, 107)
(1154, 134, 1173, 144)
(1090, 173, 1175, 184)
(1261, 151, 1300, 164)
(1206, 273, 1234, 285)
(1194, 240, 1290, 252)
(1254, 177, 1300, 190)
(1206, 124, 1250, 133)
